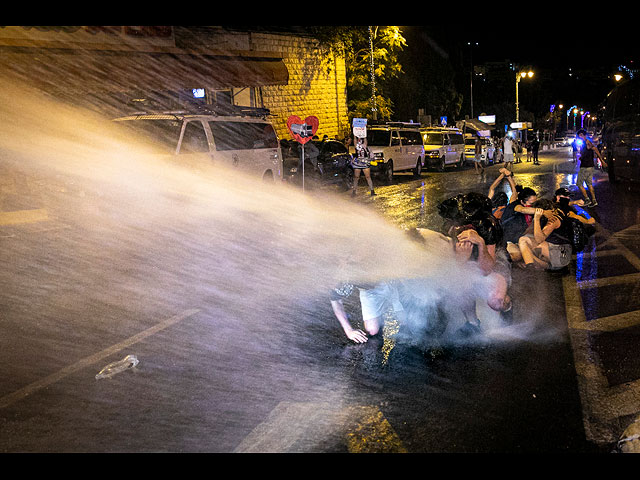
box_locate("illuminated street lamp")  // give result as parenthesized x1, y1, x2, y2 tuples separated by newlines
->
(515, 69, 534, 122)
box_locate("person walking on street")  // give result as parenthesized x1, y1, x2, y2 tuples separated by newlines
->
(575, 129, 606, 207)
(474, 137, 485, 175)
(531, 136, 540, 165)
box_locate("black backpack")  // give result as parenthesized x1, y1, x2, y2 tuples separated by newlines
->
(568, 219, 594, 253)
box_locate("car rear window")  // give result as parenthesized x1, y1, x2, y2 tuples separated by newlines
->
(367, 129, 391, 146)
(117, 119, 183, 154)
(423, 132, 444, 145)
(208, 121, 278, 151)
(401, 130, 422, 145)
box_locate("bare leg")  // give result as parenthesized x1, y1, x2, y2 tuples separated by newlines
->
(352, 169, 361, 195)
(363, 168, 375, 194)
(506, 242, 523, 262)
(518, 236, 550, 269)
(578, 183, 589, 201)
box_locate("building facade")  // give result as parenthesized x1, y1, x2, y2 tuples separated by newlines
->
(0, 26, 349, 142)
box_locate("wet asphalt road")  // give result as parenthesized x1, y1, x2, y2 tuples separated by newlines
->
(0, 146, 636, 452)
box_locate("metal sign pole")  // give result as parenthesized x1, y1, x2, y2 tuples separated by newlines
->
(301, 143, 305, 192)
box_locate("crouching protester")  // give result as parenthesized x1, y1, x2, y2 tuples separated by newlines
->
(517, 205, 572, 271)
(450, 221, 512, 331)
(436, 193, 513, 335)
(330, 281, 405, 343)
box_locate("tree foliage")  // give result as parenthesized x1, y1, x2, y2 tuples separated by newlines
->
(311, 26, 406, 122)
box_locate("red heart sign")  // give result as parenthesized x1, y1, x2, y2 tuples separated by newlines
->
(287, 115, 320, 144)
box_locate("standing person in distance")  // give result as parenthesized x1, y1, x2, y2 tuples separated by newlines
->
(474, 137, 485, 175)
(351, 136, 376, 197)
(503, 134, 515, 171)
(514, 138, 522, 164)
(531, 135, 541, 165)
(575, 129, 606, 207)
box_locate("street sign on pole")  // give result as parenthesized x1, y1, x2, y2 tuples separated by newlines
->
(286, 115, 320, 192)
(353, 117, 367, 139)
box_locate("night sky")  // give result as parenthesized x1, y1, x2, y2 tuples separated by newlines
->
(392, 23, 637, 124)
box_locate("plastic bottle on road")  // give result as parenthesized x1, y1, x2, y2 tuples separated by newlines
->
(95, 354, 139, 380)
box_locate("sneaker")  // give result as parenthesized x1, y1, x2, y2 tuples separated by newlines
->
(583, 199, 593, 207)
(370, 190, 377, 196)
(591, 200, 598, 207)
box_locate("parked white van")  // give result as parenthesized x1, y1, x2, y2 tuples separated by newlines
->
(113, 108, 282, 181)
(420, 127, 465, 171)
(364, 123, 425, 183)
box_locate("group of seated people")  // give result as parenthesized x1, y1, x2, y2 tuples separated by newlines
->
(487, 167, 595, 271)
(331, 167, 596, 345)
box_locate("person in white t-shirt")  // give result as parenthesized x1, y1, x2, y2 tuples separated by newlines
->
(503, 135, 514, 171)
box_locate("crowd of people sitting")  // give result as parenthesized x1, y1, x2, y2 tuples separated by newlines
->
(330, 166, 597, 345)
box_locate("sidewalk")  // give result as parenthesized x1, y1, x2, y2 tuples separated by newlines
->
(561, 165, 640, 452)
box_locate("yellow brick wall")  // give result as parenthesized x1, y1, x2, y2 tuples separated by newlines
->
(249, 32, 349, 142)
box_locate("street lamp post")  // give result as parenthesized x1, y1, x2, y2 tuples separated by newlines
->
(515, 69, 534, 122)
(368, 26, 377, 121)
(566, 105, 577, 133)
(468, 42, 478, 119)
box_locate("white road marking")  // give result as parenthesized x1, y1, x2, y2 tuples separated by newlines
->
(564, 223, 640, 444)
(0, 308, 200, 409)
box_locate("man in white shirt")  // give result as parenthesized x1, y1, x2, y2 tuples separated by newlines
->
(503, 135, 514, 171)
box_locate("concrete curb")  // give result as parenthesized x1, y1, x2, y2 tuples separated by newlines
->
(618, 415, 640, 453)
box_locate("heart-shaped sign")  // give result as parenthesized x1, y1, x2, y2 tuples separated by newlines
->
(287, 115, 320, 144)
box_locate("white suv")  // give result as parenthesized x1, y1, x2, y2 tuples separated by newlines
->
(421, 127, 465, 171)
(364, 124, 425, 183)
(113, 108, 282, 181)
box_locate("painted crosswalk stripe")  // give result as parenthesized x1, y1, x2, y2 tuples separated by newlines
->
(0, 208, 48, 225)
(0, 308, 200, 409)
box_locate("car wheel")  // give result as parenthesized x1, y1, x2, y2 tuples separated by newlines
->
(438, 156, 446, 172)
(413, 158, 423, 177)
(457, 154, 464, 168)
(385, 161, 394, 184)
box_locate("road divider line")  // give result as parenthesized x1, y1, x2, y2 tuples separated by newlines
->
(577, 271, 640, 290)
(0, 308, 201, 409)
(0, 208, 48, 225)
(234, 401, 407, 453)
(570, 310, 640, 332)
(563, 221, 640, 444)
